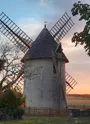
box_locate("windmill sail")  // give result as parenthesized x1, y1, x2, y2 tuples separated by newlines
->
(65, 72, 77, 93)
(2, 63, 24, 92)
(0, 12, 32, 53)
(0, 12, 33, 91)
(50, 13, 78, 93)
(50, 12, 74, 42)
(52, 52, 67, 108)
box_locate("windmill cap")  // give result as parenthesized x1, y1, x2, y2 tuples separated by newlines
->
(21, 27, 69, 63)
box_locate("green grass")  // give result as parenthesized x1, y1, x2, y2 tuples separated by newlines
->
(0, 116, 90, 124)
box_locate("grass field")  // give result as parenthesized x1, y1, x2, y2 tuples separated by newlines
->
(67, 96, 90, 108)
(0, 116, 90, 124)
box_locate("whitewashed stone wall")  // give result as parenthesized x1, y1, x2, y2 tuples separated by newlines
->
(24, 59, 66, 109)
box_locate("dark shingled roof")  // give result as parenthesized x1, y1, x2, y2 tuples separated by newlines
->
(22, 27, 69, 63)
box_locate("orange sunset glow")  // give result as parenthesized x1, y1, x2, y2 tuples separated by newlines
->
(62, 22, 90, 94)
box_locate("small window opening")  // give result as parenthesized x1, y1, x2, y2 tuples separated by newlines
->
(53, 64, 56, 74)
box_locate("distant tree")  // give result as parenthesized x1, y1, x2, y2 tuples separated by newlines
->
(0, 41, 23, 95)
(71, 1, 90, 56)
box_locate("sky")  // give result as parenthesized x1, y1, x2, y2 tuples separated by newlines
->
(0, 0, 90, 94)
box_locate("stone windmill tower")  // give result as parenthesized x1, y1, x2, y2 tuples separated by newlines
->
(22, 25, 69, 115)
(0, 12, 78, 114)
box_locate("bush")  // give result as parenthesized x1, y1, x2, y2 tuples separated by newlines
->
(0, 89, 25, 120)
(0, 107, 24, 120)
(0, 89, 25, 108)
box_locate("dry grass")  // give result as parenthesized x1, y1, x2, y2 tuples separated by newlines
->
(67, 96, 90, 108)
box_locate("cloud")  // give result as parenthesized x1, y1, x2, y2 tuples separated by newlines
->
(40, 0, 53, 6)
(40, 0, 50, 6)
(18, 18, 44, 40)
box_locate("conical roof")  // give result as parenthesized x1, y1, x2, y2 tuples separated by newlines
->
(22, 27, 69, 63)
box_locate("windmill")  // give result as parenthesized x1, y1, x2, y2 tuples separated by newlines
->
(0, 12, 77, 94)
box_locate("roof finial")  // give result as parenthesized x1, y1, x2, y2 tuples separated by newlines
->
(44, 21, 47, 28)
